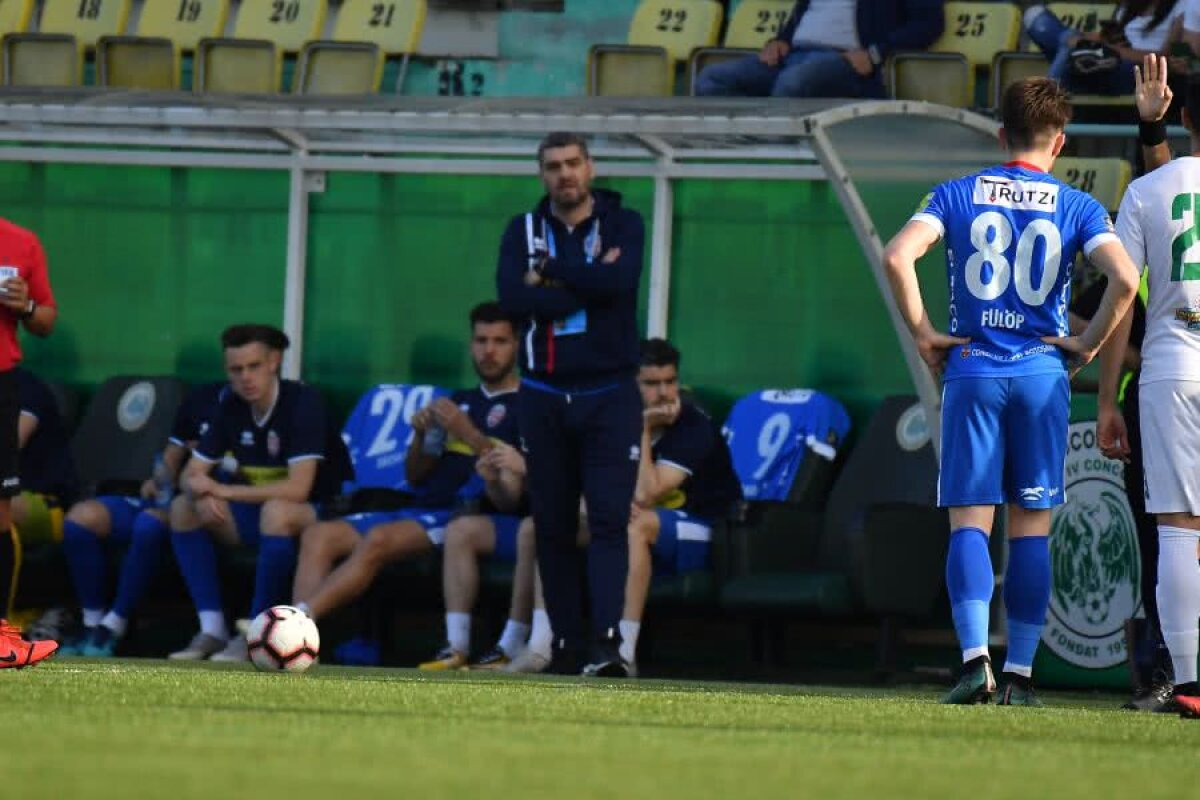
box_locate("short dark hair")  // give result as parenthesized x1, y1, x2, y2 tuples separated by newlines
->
(469, 301, 519, 332)
(537, 132, 590, 166)
(1001, 77, 1072, 151)
(640, 338, 680, 369)
(221, 323, 290, 352)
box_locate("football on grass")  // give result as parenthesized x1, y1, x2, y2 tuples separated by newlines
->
(247, 606, 320, 673)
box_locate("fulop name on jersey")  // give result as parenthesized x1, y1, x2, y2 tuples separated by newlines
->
(980, 308, 1026, 330)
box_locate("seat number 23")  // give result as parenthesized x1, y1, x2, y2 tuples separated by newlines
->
(964, 212, 1063, 305)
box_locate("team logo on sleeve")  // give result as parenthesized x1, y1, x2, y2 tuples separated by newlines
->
(914, 192, 934, 214)
(973, 177, 1059, 211)
(486, 403, 507, 429)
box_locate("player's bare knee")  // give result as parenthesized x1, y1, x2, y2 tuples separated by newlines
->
(66, 500, 108, 534)
(360, 526, 397, 567)
(169, 493, 200, 530)
(260, 499, 309, 537)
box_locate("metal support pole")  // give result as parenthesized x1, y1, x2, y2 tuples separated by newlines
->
(636, 135, 675, 339)
(807, 123, 943, 456)
(282, 165, 325, 379)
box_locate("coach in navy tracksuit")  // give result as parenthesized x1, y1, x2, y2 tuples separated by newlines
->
(496, 132, 644, 676)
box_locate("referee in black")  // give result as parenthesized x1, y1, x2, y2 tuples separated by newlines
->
(496, 132, 645, 676)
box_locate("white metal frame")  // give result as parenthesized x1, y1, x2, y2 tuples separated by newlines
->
(0, 95, 1003, 452)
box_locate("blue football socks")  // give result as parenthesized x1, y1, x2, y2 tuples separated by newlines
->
(172, 527, 223, 613)
(946, 527, 994, 662)
(1003, 535, 1051, 678)
(62, 519, 107, 623)
(110, 512, 170, 620)
(251, 536, 298, 618)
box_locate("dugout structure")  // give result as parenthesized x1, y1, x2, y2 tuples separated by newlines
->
(0, 93, 1001, 445)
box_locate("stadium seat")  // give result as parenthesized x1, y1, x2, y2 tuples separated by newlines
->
(1, 33, 80, 86)
(39, 0, 132, 49)
(194, 37, 280, 93)
(136, 0, 230, 51)
(990, 51, 1048, 108)
(887, 52, 971, 107)
(0, 0, 34, 37)
(1052, 157, 1132, 212)
(933, 2, 1021, 69)
(591, 0, 722, 96)
(686, 0, 792, 95)
(232, 0, 328, 53)
(293, 41, 382, 94)
(716, 389, 854, 661)
(71, 376, 186, 497)
(96, 36, 178, 90)
(1046, 2, 1116, 34)
(588, 46, 673, 96)
(331, 0, 426, 91)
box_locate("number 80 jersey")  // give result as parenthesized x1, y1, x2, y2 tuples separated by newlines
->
(911, 162, 1118, 379)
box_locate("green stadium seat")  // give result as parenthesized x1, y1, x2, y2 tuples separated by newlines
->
(293, 41, 383, 94)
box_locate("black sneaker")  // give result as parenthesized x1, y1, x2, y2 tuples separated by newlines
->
(581, 628, 634, 678)
(1123, 667, 1175, 712)
(996, 672, 1043, 707)
(941, 655, 997, 704)
(545, 638, 583, 675)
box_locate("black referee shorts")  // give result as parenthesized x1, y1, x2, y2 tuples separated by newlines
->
(0, 369, 20, 499)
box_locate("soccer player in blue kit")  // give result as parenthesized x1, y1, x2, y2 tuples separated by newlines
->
(883, 78, 1140, 704)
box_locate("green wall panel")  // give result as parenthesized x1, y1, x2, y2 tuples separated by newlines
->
(0, 164, 288, 387)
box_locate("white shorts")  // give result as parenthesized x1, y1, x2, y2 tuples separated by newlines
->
(1140, 380, 1200, 515)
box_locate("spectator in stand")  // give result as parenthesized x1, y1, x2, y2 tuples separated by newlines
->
(1025, 2, 1187, 96)
(695, 0, 944, 99)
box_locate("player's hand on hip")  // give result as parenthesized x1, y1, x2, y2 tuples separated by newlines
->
(759, 40, 789, 67)
(1135, 54, 1173, 122)
(915, 329, 969, 375)
(1041, 334, 1097, 376)
(1097, 403, 1132, 463)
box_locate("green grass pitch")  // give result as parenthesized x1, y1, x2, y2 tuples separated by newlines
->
(3, 660, 1199, 799)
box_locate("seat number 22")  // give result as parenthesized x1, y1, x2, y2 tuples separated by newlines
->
(963, 212, 1063, 305)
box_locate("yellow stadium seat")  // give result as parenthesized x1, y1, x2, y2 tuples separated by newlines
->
(1046, 2, 1117, 35)
(0, 0, 35, 36)
(332, 0, 425, 91)
(39, 0, 131, 49)
(333, 0, 425, 52)
(137, 0, 230, 51)
(722, 0, 792, 49)
(233, 0, 327, 53)
(294, 41, 382, 94)
(628, 0, 723, 62)
(990, 51, 1048, 108)
(933, 2, 1021, 70)
(888, 53, 971, 108)
(96, 36, 177, 89)
(1, 33, 80, 86)
(1052, 157, 1132, 212)
(194, 37, 280, 93)
(588, 45, 673, 96)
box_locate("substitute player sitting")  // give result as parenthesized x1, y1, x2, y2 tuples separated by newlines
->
(169, 325, 351, 662)
(883, 77, 1139, 705)
(293, 303, 521, 632)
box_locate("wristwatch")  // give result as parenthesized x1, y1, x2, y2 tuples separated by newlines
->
(18, 299, 35, 320)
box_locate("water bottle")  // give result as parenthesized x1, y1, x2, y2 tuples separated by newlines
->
(151, 453, 174, 509)
(422, 424, 447, 457)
